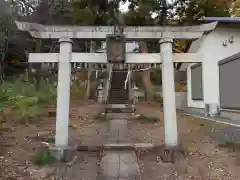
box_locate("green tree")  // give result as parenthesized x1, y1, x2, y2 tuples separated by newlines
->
(231, 0, 240, 17)
(70, 0, 173, 100)
(173, 0, 230, 25)
(3, 0, 232, 99)
(123, 0, 170, 100)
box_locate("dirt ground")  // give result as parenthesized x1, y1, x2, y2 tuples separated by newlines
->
(136, 102, 240, 180)
(0, 100, 105, 180)
(1, 101, 240, 179)
(128, 102, 164, 144)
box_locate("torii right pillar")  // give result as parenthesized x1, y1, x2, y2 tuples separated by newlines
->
(160, 38, 182, 163)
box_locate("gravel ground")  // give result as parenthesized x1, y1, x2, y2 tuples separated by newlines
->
(138, 112, 240, 180)
(48, 152, 101, 180)
(213, 126, 240, 142)
(2, 101, 240, 180)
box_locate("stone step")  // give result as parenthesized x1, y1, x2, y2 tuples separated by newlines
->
(108, 102, 129, 105)
(108, 100, 129, 102)
(105, 113, 135, 120)
(109, 92, 128, 95)
(105, 107, 134, 114)
(109, 92, 129, 98)
(105, 104, 135, 113)
(106, 104, 133, 108)
(109, 97, 128, 99)
(109, 95, 128, 97)
(108, 101, 129, 104)
(110, 88, 126, 90)
(110, 89, 128, 92)
(110, 93, 127, 95)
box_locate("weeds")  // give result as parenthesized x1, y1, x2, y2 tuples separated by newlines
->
(153, 94, 163, 105)
(46, 137, 55, 143)
(218, 140, 236, 147)
(218, 140, 240, 152)
(0, 76, 57, 124)
(32, 149, 56, 166)
(0, 75, 89, 124)
(136, 115, 159, 122)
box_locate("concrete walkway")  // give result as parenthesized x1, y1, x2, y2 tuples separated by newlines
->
(99, 118, 141, 180)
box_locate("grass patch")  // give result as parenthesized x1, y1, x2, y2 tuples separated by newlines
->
(46, 137, 55, 143)
(93, 112, 106, 121)
(218, 140, 235, 147)
(218, 140, 240, 151)
(136, 115, 159, 123)
(32, 149, 56, 166)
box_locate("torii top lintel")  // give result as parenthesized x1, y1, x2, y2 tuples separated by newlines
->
(15, 21, 217, 40)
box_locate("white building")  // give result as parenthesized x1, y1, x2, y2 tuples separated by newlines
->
(183, 17, 240, 120)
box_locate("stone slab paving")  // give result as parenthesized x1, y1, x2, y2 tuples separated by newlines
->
(101, 152, 119, 178)
(100, 151, 141, 180)
(119, 152, 140, 179)
(100, 117, 141, 180)
(108, 119, 129, 143)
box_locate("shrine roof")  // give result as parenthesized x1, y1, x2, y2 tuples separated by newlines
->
(200, 17, 240, 23)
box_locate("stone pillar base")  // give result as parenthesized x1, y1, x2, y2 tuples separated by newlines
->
(49, 146, 76, 162)
(160, 145, 186, 163)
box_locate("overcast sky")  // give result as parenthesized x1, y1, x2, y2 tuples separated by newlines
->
(119, 1, 129, 12)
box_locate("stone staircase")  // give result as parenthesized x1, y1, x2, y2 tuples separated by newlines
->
(106, 71, 134, 113)
(109, 71, 129, 104)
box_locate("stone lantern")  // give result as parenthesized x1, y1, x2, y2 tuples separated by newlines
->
(97, 82, 104, 103)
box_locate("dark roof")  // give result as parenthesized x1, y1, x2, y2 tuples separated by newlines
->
(200, 17, 240, 23)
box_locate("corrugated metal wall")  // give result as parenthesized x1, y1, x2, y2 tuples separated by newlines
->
(219, 53, 240, 110)
(191, 63, 203, 100)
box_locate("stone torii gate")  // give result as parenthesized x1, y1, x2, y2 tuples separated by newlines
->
(15, 21, 217, 158)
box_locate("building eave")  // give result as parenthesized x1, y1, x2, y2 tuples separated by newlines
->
(199, 17, 240, 24)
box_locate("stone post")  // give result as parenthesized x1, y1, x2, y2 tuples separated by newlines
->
(160, 38, 178, 148)
(128, 64, 133, 104)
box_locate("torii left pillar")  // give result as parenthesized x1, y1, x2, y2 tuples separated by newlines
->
(52, 37, 73, 160)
